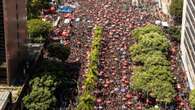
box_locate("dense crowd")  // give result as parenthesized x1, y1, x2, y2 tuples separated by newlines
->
(41, 0, 190, 109)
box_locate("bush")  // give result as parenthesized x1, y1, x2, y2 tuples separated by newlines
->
(77, 91, 95, 110)
(131, 72, 176, 104)
(129, 32, 170, 59)
(131, 71, 149, 92)
(83, 69, 97, 90)
(77, 26, 103, 110)
(23, 73, 58, 110)
(23, 88, 57, 110)
(129, 43, 153, 57)
(139, 32, 170, 52)
(163, 26, 181, 42)
(28, 19, 52, 43)
(131, 65, 174, 90)
(189, 89, 195, 109)
(143, 51, 170, 66)
(30, 73, 58, 91)
(82, 26, 102, 90)
(131, 51, 170, 66)
(144, 65, 174, 83)
(47, 43, 70, 61)
(146, 79, 176, 104)
(132, 24, 163, 40)
(130, 24, 176, 105)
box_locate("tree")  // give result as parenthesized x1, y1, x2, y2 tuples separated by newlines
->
(131, 51, 170, 66)
(146, 79, 176, 104)
(47, 43, 70, 61)
(23, 73, 58, 110)
(23, 88, 57, 110)
(129, 43, 154, 57)
(169, 0, 183, 24)
(27, 19, 52, 43)
(30, 73, 58, 91)
(27, 0, 50, 19)
(77, 91, 95, 110)
(131, 73, 176, 104)
(132, 24, 163, 40)
(189, 89, 195, 109)
(139, 32, 170, 52)
(143, 51, 170, 66)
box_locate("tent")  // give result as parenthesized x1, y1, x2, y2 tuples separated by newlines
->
(57, 6, 74, 13)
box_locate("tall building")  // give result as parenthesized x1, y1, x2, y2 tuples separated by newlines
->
(0, 0, 27, 85)
(181, 0, 195, 89)
(155, 0, 171, 15)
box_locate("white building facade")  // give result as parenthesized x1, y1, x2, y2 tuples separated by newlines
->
(156, 0, 171, 15)
(181, 0, 195, 89)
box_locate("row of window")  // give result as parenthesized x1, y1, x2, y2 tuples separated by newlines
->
(183, 0, 195, 82)
(0, 0, 5, 63)
(184, 32, 195, 82)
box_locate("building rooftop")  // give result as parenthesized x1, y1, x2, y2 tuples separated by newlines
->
(0, 91, 10, 110)
(0, 85, 22, 102)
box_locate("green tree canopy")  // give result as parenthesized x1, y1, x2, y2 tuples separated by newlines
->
(23, 73, 58, 110)
(77, 91, 95, 110)
(132, 24, 163, 40)
(139, 32, 170, 52)
(27, 0, 50, 19)
(146, 79, 176, 104)
(23, 88, 57, 110)
(131, 51, 170, 66)
(131, 72, 176, 104)
(47, 43, 70, 61)
(27, 19, 52, 43)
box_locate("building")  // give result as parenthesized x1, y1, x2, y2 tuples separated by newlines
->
(181, 0, 195, 89)
(0, 91, 11, 110)
(157, 0, 171, 15)
(0, 0, 27, 85)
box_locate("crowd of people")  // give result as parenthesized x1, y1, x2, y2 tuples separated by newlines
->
(79, 0, 155, 109)
(40, 0, 190, 109)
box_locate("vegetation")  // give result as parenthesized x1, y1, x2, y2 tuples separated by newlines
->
(139, 32, 170, 52)
(146, 79, 175, 104)
(163, 26, 181, 42)
(23, 73, 57, 110)
(132, 24, 163, 41)
(169, 0, 183, 24)
(189, 89, 195, 109)
(77, 91, 95, 110)
(23, 58, 78, 109)
(27, 0, 50, 19)
(83, 25, 102, 90)
(23, 38, 71, 109)
(27, 19, 52, 43)
(47, 43, 70, 61)
(143, 51, 170, 66)
(129, 24, 176, 105)
(77, 26, 103, 110)
(131, 51, 170, 66)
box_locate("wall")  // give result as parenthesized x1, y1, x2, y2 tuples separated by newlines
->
(3, 0, 27, 85)
(180, 0, 195, 89)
